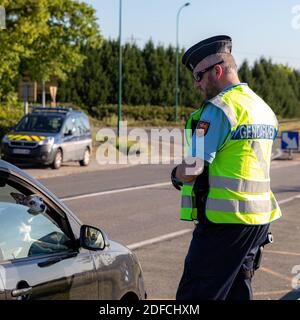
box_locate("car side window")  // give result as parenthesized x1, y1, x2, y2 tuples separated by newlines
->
(62, 117, 76, 135)
(75, 116, 84, 136)
(75, 115, 90, 135)
(81, 116, 90, 134)
(0, 179, 73, 262)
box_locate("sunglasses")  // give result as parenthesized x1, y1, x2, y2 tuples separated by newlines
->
(193, 60, 224, 82)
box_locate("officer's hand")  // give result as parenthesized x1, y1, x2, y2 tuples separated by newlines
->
(171, 166, 183, 191)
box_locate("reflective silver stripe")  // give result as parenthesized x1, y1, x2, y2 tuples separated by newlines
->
(209, 96, 237, 127)
(206, 198, 277, 213)
(249, 141, 269, 179)
(270, 195, 279, 210)
(181, 196, 193, 208)
(209, 176, 270, 193)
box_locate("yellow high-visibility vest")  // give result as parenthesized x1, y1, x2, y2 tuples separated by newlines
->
(180, 84, 282, 224)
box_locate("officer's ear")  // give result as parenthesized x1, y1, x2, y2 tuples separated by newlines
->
(214, 64, 223, 80)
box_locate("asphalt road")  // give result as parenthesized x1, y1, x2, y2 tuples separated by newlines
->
(36, 160, 300, 300)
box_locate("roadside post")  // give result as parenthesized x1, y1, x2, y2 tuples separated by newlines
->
(281, 131, 299, 159)
(18, 78, 37, 115)
(50, 85, 58, 107)
(0, 5, 5, 29)
(23, 84, 29, 114)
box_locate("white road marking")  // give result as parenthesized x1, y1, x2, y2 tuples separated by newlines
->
(125, 192, 300, 250)
(128, 192, 300, 250)
(58, 159, 299, 202)
(126, 229, 193, 250)
(62, 173, 300, 204)
(271, 161, 300, 169)
(60, 174, 300, 250)
(278, 194, 300, 205)
(265, 249, 300, 256)
(61, 181, 172, 201)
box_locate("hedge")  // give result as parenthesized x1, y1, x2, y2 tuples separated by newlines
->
(0, 103, 24, 140)
(89, 105, 196, 122)
(0, 103, 198, 140)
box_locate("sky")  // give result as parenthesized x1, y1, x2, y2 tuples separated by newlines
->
(83, 0, 300, 70)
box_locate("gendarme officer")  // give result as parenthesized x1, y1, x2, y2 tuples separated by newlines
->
(171, 35, 282, 300)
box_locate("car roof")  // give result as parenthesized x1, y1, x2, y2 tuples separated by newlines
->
(30, 107, 85, 117)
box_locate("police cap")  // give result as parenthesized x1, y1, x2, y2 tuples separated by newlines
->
(182, 35, 232, 72)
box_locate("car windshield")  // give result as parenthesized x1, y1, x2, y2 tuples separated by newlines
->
(15, 115, 63, 133)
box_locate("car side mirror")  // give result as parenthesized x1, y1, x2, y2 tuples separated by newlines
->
(9, 125, 16, 131)
(79, 225, 107, 251)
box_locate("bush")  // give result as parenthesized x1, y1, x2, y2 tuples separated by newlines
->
(0, 103, 197, 143)
(0, 103, 24, 140)
(90, 105, 195, 124)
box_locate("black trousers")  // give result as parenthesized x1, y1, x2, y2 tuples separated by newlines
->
(176, 221, 270, 300)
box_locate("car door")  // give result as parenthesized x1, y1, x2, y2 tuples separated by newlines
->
(73, 115, 84, 161)
(0, 173, 98, 300)
(74, 115, 91, 161)
(61, 116, 77, 162)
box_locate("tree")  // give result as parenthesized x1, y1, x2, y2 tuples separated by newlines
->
(123, 43, 149, 105)
(0, 0, 102, 101)
(57, 38, 300, 120)
(238, 60, 254, 87)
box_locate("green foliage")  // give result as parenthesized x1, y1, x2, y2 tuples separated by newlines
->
(58, 40, 300, 119)
(1, 4, 300, 121)
(0, 102, 23, 139)
(89, 105, 194, 124)
(0, 0, 102, 101)
(57, 39, 204, 112)
(241, 58, 300, 117)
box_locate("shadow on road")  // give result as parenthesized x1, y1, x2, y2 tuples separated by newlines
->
(6, 161, 82, 170)
(11, 163, 49, 170)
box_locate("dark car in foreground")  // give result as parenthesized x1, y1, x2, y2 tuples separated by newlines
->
(1, 107, 92, 169)
(0, 160, 146, 300)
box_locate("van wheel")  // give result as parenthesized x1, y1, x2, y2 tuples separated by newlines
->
(79, 148, 90, 166)
(52, 149, 62, 169)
